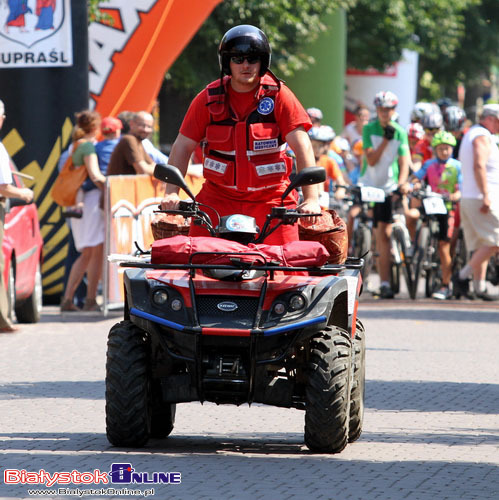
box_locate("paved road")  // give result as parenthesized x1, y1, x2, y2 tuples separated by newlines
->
(0, 297, 498, 500)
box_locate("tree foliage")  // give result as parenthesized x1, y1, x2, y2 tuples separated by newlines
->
(88, 0, 110, 24)
(166, 0, 354, 97)
(346, 0, 498, 97)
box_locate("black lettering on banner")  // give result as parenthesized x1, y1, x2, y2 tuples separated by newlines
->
(37, 53, 47, 63)
(14, 53, 23, 63)
(49, 50, 58, 63)
(25, 53, 35, 63)
(1, 53, 11, 64)
(61, 52, 68, 63)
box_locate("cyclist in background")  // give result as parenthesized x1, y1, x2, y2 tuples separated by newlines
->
(359, 90, 411, 298)
(408, 131, 462, 300)
(412, 111, 443, 170)
(443, 105, 467, 158)
(307, 107, 323, 128)
(407, 122, 425, 166)
(410, 101, 439, 124)
(309, 125, 346, 207)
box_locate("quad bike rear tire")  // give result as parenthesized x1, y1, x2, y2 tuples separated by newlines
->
(305, 326, 352, 453)
(349, 319, 365, 443)
(106, 320, 153, 447)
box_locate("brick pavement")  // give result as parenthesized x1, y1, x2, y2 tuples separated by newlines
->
(0, 302, 498, 499)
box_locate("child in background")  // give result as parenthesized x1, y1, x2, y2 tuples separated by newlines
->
(308, 125, 346, 208)
(407, 131, 462, 300)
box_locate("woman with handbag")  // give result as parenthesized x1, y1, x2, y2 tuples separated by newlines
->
(60, 110, 107, 312)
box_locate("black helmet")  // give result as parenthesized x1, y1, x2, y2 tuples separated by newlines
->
(218, 25, 271, 77)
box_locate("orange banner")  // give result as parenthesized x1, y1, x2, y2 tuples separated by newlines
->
(90, 0, 223, 116)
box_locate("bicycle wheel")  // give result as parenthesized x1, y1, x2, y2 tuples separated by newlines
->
(425, 233, 441, 297)
(486, 253, 499, 286)
(392, 225, 413, 298)
(452, 228, 467, 277)
(353, 223, 372, 281)
(412, 225, 429, 300)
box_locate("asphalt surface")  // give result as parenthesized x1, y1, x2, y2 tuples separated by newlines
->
(0, 292, 498, 499)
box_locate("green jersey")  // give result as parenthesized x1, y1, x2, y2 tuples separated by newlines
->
(360, 120, 410, 191)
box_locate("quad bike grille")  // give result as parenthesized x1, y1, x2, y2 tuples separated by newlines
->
(196, 296, 259, 327)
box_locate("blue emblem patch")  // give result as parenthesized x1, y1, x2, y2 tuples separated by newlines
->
(258, 97, 274, 115)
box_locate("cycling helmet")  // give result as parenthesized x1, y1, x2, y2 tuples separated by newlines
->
(374, 91, 398, 108)
(421, 112, 443, 130)
(431, 130, 457, 148)
(306, 107, 323, 121)
(443, 106, 466, 132)
(407, 122, 425, 141)
(410, 101, 437, 122)
(437, 97, 453, 110)
(308, 125, 335, 142)
(218, 25, 271, 77)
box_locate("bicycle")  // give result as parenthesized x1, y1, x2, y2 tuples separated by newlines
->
(390, 201, 414, 297)
(340, 185, 384, 284)
(410, 189, 450, 299)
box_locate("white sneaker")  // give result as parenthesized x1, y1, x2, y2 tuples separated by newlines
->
(432, 286, 451, 300)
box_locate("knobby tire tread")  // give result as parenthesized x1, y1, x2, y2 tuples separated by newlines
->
(305, 326, 352, 453)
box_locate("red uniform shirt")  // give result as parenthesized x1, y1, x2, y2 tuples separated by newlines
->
(180, 75, 312, 244)
(180, 81, 311, 147)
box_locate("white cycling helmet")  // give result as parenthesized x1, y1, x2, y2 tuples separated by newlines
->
(308, 125, 335, 142)
(411, 101, 438, 122)
(407, 122, 425, 140)
(421, 112, 443, 130)
(374, 91, 398, 108)
(307, 107, 323, 121)
(443, 106, 466, 131)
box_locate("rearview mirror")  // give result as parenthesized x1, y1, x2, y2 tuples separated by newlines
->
(154, 164, 195, 201)
(281, 166, 326, 202)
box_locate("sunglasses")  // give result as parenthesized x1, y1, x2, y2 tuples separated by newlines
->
(425, 128, 440, 133)
(230, 55, 260, 65)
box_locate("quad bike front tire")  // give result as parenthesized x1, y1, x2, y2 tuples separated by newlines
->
(349, 319, 366, 443)
(305, 326, 352, 453)
(106, 320, 152, 447)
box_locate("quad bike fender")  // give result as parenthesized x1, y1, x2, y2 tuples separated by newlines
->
(306, 275, 350, 333)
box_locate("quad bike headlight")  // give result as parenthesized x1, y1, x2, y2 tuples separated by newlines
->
(288, 294, 306, 311)
(171, 299, 182, 311)
(152, 289, 168, 305)
(272, 302, 286, 315)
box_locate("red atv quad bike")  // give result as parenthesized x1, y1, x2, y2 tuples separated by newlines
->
(105, 165, 366, 454)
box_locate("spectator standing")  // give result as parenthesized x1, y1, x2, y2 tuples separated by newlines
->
(359, 91, 411, 298)
(89, 116, 122, 182)
(341, 105, 370, 147)
(60, 110, 107, 312)
(0, 99, 34, 332)
(117, 110, 169, 165)
(107, 111, 155, 176)
(454, 104, 499, 300)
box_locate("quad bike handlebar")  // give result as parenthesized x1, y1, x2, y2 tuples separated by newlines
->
(154, 164, 326, 244)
